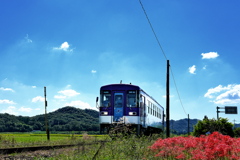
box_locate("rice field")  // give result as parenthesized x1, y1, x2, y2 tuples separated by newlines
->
(0, 132, 108, 148)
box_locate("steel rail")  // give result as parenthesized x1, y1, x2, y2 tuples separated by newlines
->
(0, 140, 109, 155)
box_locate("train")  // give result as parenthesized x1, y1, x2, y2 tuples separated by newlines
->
(96, 83, 164, 135)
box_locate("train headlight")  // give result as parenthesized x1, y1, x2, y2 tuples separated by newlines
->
(129, 112, 137, 116)
(101, 111, 108, 115)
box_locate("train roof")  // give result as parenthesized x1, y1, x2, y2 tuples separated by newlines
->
(100, 83, 140, 90)
(100, 83, 164, 109)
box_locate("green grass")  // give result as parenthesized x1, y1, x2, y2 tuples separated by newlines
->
(39, 134, 162, 160)
(0, 132, 162, 159)
(0, 133, 109, 148)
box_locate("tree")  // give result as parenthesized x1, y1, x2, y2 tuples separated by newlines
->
(193, 117, 234, 137)
(233, 127, 240, 137)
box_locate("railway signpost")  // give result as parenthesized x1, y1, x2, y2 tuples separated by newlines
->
(217, 106, 238, 119)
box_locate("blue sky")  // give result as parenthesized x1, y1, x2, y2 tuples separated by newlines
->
(0, 0, 240, 123)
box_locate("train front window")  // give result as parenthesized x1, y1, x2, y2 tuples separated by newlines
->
(114, 94, 123, 108)
(100, 91, 111, 107)
(127, 91, 137, 107)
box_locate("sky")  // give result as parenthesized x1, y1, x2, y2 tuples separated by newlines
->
(0, 0, 240, 123)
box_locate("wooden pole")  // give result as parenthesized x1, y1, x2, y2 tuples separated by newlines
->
(188, 114, 190, 136)
(166, 60, 170, 138)
(44, 87, 50, 141)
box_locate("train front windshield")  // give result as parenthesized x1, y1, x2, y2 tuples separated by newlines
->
(100, 91, 111, 107)
(127, 91, 137, 107)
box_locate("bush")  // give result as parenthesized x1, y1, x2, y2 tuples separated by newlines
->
(193, 117, 234, 137)
(234, 127, 240, 137)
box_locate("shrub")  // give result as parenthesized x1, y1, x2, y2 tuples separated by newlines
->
(193, 117, 234, 137)
(233, 127, 240, 137)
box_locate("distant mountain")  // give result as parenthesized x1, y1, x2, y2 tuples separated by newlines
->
(169, 118, 199, 134)
(0, 106, 99, 132)
(0, 108, 238, 134)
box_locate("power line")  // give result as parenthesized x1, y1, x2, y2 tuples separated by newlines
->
(138, 0, 168, 60)
(170, 68, 188, 116)
(138, 0, 188, 117)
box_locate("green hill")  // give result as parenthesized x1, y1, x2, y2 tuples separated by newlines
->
(169, 118, 199, 134)
(0, 106, 99, 132)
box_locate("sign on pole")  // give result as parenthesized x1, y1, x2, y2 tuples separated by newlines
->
(225, 106, 238, 114)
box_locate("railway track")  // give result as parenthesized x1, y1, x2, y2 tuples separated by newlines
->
(0, 140, 109, 155)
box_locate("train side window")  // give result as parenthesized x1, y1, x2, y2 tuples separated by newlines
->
(100, 91, 111, 107)
(148, 101, 150, 113)
(152, 103, 153, 115)
(155, 106, 157, 117)
(156, 108, 158, 117)
(127, 91, 137, 107)
(149, 103, 151, 114)
(151, 103, 152, 115)
(155, 106, 156, 116)
(153, 105, 154, 116)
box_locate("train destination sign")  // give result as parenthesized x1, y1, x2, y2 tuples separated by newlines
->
(225, 106, 238, 114)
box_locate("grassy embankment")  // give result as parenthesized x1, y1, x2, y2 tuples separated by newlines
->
(0, 132, 161, 159)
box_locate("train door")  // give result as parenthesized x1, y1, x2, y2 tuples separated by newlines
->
(113, 92, 124, 122)
(140, 96, 146, 127)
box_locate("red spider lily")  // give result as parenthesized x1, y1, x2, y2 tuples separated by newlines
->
(150, 132, 240, 160)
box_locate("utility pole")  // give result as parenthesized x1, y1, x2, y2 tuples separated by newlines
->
(233, 119, 236, 129)
(44, 87, 50, 141)
(188, 114, 190, 136)
(166, 60, 170, 138)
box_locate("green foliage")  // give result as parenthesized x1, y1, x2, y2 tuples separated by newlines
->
(53, 134, 159, 159)
(0, 106, 99, 132)
(233, 127, 240, 137)
(193, 117, 234, 137)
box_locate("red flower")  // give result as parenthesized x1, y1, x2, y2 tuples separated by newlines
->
(150, 132, 240, 159)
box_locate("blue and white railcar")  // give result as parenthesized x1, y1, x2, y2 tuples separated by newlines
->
(97, 83, 164, 135)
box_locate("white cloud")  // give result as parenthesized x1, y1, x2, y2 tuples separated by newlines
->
(1, 106, 18, 115)
(58, 89, 80, 97)
(65, 100, 92, 109)
(0, 87, 15, 92)
(32, 96, 45, 103)
(32, 86, 36, 88)
(19, 107, 32, 113)
(203, 65, 207, 70)
(66, 84, 71, 88)
(189, 65, 196, 74)
(204, 84, 240, 105)
(25, 34, 32, 43)
(0, 99, 16, 104)
(201, 52, 219, 59)
(53, 42, 73, 52)
(204, 85, 231, 98)
(54, 95, 67, 99)
(54, 89, 80, 100)
(91, 70, 97, 74)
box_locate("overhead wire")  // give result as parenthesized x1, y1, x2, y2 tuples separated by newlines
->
(170, 69, 188, 116)
(138, 0, 188, 117)
(138, 0, 168, 60)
